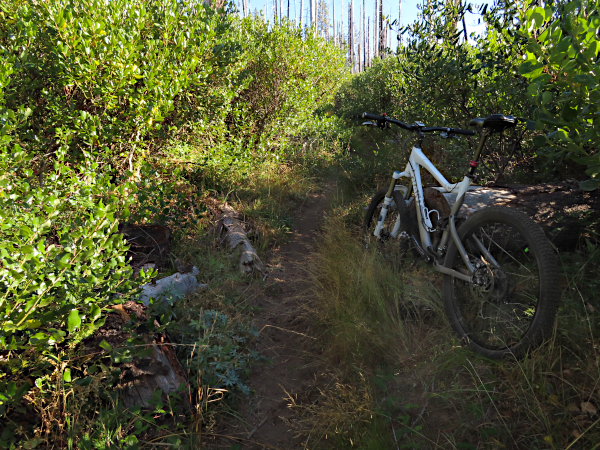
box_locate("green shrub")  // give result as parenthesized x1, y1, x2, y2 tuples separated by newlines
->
(0, 138, 145, 449)
(518, 0, 600, 190)
(335, 0, 536, 183)
(0, 0, 231, 168)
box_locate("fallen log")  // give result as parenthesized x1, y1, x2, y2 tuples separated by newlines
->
(218, 204, 265, 275)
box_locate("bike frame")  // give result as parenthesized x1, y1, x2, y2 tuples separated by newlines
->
(374, 144, 478, 283)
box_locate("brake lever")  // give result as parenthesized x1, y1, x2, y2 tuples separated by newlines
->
(440, 131, 461, 139)
(362, 121, 377, 126)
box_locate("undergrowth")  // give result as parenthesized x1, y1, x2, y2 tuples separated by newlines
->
(305, 186, 600, 449)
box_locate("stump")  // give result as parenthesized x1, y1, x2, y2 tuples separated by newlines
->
(85, 301, 191, 411)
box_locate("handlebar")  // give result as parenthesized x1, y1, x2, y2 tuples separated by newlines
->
(362, 112, 476, 136)
(362, 112, 414, 131)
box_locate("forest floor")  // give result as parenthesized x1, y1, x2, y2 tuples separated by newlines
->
(214, 182, 337, 449)
(201, 170, 599, 450)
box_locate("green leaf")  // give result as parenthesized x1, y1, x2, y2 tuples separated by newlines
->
(99, 340, 112, 351)
(539, 115, 564, 126)
(562, 106, 578, 122)
(63, 368, 72, 382)
(519, 61, 543, 77)
(532, 136, 547, 147)
(19, 225, 33, 238)
(56, 252, 71, 268)
(541, 91, 552, 104)
(23, 319, 41, 329)
(67, 309, 81, 333)
(22, 438, 43, 449)
(89, 304, 102, 321)
(74, 376, 92, 386)
(579, 179, 600, 191)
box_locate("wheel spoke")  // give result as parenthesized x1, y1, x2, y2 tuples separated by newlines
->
(450, 218, 541, 351)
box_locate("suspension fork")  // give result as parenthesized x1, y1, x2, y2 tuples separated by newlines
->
(373, 171, 404, 238)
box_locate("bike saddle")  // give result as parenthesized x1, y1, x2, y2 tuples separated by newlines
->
(469, 114, 517, 132)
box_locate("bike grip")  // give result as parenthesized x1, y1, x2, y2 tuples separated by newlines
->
(452, 128, 476, 136)
(362, 112, 386, 121)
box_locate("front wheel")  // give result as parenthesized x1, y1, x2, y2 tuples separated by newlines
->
(363, 187, 416, 253)
(443, 207, 560, 359)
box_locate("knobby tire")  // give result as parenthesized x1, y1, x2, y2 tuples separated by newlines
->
(443, 206, 560, 360)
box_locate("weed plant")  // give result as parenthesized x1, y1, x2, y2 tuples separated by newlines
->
(0, 0, 349, 446)
(306, 183, 600, 449)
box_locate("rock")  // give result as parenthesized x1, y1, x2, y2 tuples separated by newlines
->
(85, 302, 190, 412)
(138, 266, 208, 306)
(431, 186, 515, 218)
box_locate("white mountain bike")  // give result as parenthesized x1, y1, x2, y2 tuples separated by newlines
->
(362, 112, 560, 359)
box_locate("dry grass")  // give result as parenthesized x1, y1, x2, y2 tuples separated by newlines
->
(304, 212, 600, 449)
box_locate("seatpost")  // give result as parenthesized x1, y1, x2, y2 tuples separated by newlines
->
(467, 128, 492, 177)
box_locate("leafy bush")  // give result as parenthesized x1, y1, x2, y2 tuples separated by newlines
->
(0, 111, 145, 449)
(335, 0, 538, 183)
(180, 310, 261, 397)
(0, 0, 349, 445)
(518, 0, 600, 190)
(0, 0, 231, 168)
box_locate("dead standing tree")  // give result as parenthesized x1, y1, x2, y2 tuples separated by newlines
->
(379, 0, 384, 58)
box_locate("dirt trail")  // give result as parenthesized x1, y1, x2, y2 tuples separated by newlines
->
(222, 183, 335, 449)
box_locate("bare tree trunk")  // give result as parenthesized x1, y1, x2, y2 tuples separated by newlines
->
(333, 0, 335, 43)
(376, 0, 379, 57)
(274, 0, 278, 23)
(398, 0, 402, 45)
(219, 205, 266, 275)
(461, 0, 468, 42)
(388, 11, 391, 49)
(367, 16, 370, 66)
(299, 0, 303, 28)
(348, 3, 353, 72)
(379, 0, 383, 58)
(279, 0, 282, 21)
(341, 0, 344, 45)
(315, 0, 318, 36)
(362, 0, 365, 71)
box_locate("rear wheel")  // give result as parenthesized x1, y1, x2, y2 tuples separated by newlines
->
(443, 207, 560, 359)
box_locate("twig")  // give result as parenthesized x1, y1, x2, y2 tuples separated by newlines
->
(391, 423, 400, 450)
(247, 407, 274, 439)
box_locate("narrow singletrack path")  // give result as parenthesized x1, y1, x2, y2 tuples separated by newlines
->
(223, 183, 335, 449)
